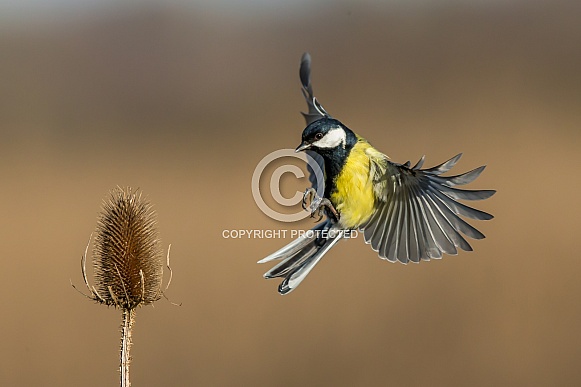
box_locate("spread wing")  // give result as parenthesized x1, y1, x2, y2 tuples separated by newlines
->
(361, 152, 495, 263)
(299, 52, 327, 191)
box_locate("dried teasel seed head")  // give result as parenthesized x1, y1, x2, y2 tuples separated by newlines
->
(92, 187, 163, 309)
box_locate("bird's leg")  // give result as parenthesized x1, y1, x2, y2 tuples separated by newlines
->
(302, 188, 340, 222)
(302, 188, 317, 211)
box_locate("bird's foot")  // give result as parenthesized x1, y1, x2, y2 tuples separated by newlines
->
(302, 188, 340, 222)
(301, 188, 317, 211)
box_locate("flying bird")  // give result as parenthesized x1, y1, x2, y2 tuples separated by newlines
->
(259, 53, 495, 295)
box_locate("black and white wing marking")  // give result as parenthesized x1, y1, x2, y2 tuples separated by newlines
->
(299, 52, 331, 125)
(299, 53, 327, 191)
(362, 153, 496, 263)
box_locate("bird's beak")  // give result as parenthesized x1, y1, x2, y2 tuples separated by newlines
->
(295, 141, 311, 152)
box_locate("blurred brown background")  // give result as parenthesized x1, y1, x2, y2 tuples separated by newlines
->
(1, 0, 580, 385)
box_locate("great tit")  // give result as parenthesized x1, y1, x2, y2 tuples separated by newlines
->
(259, 53, 495, 295)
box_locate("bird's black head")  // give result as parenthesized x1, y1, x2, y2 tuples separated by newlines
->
(295, 117, 357, 156)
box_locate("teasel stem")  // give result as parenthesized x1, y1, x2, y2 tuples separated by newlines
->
(120, 308, 136, 387)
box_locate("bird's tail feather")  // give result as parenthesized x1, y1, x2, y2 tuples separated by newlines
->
(257, 220, 328, 264)
(278, 231, 344, 295)
(259, 220, 344, 294)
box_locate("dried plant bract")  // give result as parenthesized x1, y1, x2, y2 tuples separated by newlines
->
(92, 187, 163, 309)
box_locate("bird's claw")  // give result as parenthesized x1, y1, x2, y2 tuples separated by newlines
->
(311, 198, 340, 223)
(301, 188, 340, 222)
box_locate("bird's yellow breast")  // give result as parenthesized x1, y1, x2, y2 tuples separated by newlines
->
(330, 140, 377, 229)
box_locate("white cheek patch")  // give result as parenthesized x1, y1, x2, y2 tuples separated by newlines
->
(312, 127, 346, 149)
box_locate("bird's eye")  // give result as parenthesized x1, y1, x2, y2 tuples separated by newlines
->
(315, 133, 324, 140)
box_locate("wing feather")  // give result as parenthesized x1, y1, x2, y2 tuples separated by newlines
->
(416, 185, 457, 256)
(362, 154, 495, 262)
(411, 155, 426, 170)
(306, 150, 325, 192)
(396, 186, 411, 263)
(429, 165, 486, 186)
(379, 189, 400, 261)
(427, 185, 494, 220)
(299, 53, 330, 125)
(424, 191, 473, 251)
(407, 185, 426, 262)
(437, 185, 496, 201)
(422, 153, 463, 175)
(300, 53, 328, 192)
(410, 182, 443, 259)
(427, 188, 489, 237)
